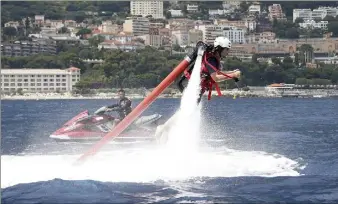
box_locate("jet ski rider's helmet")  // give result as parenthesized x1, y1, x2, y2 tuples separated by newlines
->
(213, 36, 231, 57)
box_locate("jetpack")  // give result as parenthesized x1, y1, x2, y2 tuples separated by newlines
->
(177, 41, 240, 102)
(75, 44, 207, 164)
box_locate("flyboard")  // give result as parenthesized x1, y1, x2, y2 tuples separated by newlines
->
(75, 46, 206, 164)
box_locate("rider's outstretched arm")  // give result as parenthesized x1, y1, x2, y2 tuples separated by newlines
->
(211, 69, 241, 82)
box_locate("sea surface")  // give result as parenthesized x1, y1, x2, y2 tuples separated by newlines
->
(2, 97, 338, 203)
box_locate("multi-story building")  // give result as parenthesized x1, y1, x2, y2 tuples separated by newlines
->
(268, 4, 285, 21)
(293, 7, 338, 22)
(293, 9, 312, 22)
(299, 20, 328, 30)
(198, 25, 246, 44)
(248, 4, 261, 15)
(171, 30, 189, 46)
(123, 17, 150, 36)
(1, 39, 57, 57)
(187, 4, 199, 13)
(188, 29, 203, 46)
(215, 19, 257, 32)
(0, 67, 80, 93)
(130, 0, 164, 19)
(4, 21, 20, 29)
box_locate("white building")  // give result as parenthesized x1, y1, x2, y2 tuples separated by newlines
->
(248, 4, 261, 14)
(0, 67, 80, 93)
(130, 0, 164, 19)
(209, 9, 231, 17)
(123, 17, 150, 36)
(171, 30, 189, 46)
(293, 7, 338, 22)
(222, 1, 240, 9)
(293, 9, 312, 22)
(299, 20, 328, 30)
(198, 25, 246, 44)
(187, 4, 199, 13)
(169, 9, 184, 17)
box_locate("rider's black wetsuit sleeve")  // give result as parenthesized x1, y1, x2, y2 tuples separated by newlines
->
(107, 104, 119, 109)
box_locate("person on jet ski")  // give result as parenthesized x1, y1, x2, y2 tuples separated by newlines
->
(106, 89, 132, 122)
(177, 36, 241, 103)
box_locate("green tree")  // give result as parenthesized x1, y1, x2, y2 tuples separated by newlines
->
(3, 27, 17, 39)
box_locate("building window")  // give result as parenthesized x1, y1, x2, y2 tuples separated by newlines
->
(62, 83, 66, 86)
(30, 83, 35, 86)
(18, 83, 22, 86)
(43, 83, 48, 86)
(49, 83, 54, 86)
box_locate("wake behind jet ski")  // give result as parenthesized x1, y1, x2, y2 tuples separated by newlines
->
(49, 106, 162, 142)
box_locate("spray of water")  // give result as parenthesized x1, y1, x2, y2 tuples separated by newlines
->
(164, 48, 203, 154)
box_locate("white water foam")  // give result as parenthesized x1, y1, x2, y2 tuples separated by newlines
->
(1, 149, 303, 188)
(1, 49, 304, 189)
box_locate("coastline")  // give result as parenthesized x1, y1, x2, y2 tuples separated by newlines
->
(2, 88, 338, 100)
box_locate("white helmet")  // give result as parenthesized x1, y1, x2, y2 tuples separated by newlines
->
(214, 36, 231, 49)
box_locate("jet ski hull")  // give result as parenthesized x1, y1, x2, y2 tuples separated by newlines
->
(50, 109, 162, 142)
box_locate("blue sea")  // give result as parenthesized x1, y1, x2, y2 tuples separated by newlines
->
(2, 97, 338, 203)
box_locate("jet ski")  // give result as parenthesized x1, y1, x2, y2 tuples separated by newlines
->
(50, 106, 162, 142)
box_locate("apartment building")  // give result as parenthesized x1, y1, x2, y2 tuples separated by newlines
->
(1, 39, 57, 57)
(187, 4, 199, 13)
(0, 67, 80, 93)
(268, 4, 285, 21)
(123, 17, 150, 36)
(130, 0, 164, 19)
(299, 20, 328, 30)
(293, 7, 338, 22)
(198, 25, 246, 44)
(293, 9, 312, 22)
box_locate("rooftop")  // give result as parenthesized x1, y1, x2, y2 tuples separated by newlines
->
(1, 67, 80, 75)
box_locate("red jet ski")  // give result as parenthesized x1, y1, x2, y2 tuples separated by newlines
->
(50, 106, 162, 142)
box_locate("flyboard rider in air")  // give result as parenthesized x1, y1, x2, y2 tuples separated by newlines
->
(155, 36, 242, 142)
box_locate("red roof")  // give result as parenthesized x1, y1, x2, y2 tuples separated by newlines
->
(67, 67, 80, 71)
